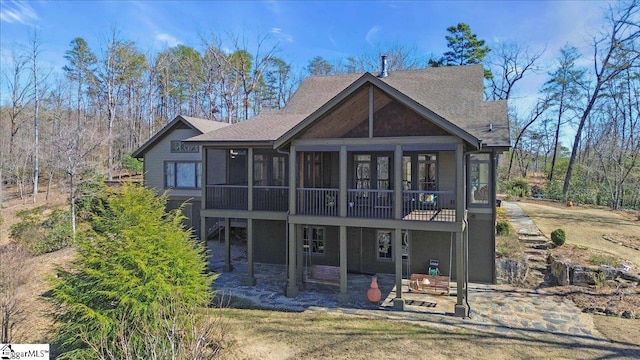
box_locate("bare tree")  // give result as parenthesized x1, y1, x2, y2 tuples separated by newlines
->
(562, 1, 640, 200)
(0, 243, 31, 343)
(487, 42, 544, 101)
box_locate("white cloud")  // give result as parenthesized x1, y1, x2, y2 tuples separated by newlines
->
(0, 0, 39, 25)
(155, 33, 181, 47)
(365, 25, 380, 46)
(270, 27, 294, 42)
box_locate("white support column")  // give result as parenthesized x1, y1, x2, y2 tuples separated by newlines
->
(244, 218, 256, 285)
(223, 217, 232, 272)
(337, 225, 349, 303)
(286, 145, 299, 297)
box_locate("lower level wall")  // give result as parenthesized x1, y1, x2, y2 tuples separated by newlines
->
(167, 198, 201, 239)
(248, 220, 495, 283)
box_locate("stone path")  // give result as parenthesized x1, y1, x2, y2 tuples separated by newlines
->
(502, 201, 551, 287)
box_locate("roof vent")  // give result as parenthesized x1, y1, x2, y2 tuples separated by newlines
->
(379, 55, 388, 78)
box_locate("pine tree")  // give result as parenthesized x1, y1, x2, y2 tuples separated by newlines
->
(52, 185, 215, 359)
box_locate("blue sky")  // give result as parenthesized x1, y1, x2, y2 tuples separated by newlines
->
(0, 0, 614, 105)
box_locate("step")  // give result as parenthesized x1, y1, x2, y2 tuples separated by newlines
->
(525, 243, 553, 250)
(529, 263, 548, 271)
(527, 255, 547, 263)
(518, 236, 548, 244)
(517, 230, 541, 236)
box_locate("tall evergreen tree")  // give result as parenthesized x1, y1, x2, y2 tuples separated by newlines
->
(429, 22, 492, 78)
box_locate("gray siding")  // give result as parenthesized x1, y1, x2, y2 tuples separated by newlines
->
(144, 128, 203, 198)
(253, 220, 287, 264)
(467, 212, 495, 283)
(438, 151, 455, 192)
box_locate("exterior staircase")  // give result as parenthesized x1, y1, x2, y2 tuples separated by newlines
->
(518, 229, 552, 288)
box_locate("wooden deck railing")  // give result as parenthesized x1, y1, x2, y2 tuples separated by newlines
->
(205, 185, 248, 210)
(205, 185, 458, 222)
(254, 186, 288, 211)
(296, 188, 339, 216)
(402, 190, 456, 222)
(346, 189, 394, 219)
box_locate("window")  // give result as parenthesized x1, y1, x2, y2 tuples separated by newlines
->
(377, 230, 392, 260)
(254, 154, 267, 186)
(354, 154, 371, 192)
(303, 226, 325, 254)
(418, 154, 437, 191)
(469, 153, 490, 205)
(254, 153, 287, 186)
(402, 154, 437, 190)
(165, 161, 201, 189)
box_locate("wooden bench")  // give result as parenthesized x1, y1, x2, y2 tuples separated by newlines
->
(408, 273, 450, 295)
(306, 265, 340, 286)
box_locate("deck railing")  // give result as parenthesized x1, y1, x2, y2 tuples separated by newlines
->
(254, 186, 288, 212)
(296, 188, 339, 216)
(402, 190, 456, 222)
(346, 189, 394, 219)
(205, 185, 248, 210)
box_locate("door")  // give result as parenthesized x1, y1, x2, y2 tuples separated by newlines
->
(347, 227, 362, 273)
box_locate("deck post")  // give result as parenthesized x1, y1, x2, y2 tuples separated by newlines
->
(455, 231, 468, 317)
(244, 218, 256, 285)
(286, 145, 299, 297)
(393, 228, 404, 310)
(223, 217, 232, 272)
(392, 145, 405, 310)
(337, 225, 350, 303)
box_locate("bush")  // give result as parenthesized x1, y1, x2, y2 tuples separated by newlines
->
(506, 178, 530, 198)
(10, 207, 73, 255)
(496, 221, 511, 236)
(496, 232, 523, 258)
(52, 184, 216, 359)
(551, 228, 566, 246)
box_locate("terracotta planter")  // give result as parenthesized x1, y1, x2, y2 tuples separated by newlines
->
(367, 276, 382, 303)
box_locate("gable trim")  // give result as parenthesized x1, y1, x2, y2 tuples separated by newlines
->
(132, 115, 202, 158)
(274, 73, 481, 149)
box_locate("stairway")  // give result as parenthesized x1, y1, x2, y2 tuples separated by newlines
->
(518, 229, 552, 288)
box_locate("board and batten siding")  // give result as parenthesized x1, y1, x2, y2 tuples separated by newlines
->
(144, 128, 203, 198)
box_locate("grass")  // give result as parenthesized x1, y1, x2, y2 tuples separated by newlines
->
(516, 200, 640, 267)
(218, 308, 640, 359)
(588, 254, 622, 268)
(496, 232, 522, 258)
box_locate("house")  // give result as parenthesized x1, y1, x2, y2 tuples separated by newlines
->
(132, 115, 228, 234)
(138, 60, 509, 316)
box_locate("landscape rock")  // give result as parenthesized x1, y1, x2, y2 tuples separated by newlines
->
(622, 310, 634, 319)
(496, 257, 529, 285)
(548, 254, 570, 286)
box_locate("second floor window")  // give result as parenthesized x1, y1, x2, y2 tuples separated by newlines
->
(165, 161, 202, 189)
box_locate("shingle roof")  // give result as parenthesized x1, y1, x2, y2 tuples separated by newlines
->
(132, 115, 228, 158)
(188, 65, 509, 148)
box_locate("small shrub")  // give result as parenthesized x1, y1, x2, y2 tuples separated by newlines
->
(121, 153, 143, 175)
(588, 253, 621, 268)
(496, 221, 512, 236)
(10, 207, 73, 255)
(593, 270, 609, 290)
(551, 228, 566, 246)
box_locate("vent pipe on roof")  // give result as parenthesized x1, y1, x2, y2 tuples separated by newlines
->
(379, 55, 388, 78)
